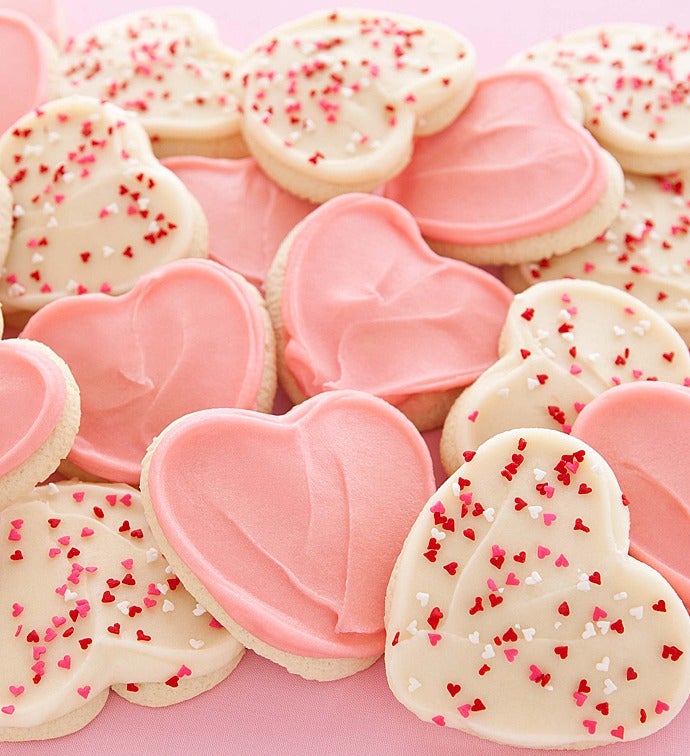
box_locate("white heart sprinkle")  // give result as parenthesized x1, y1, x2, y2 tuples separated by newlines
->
(481, 644, 495, 660)
(406, 621, 418, 635)
(102, 245, 115, 257)
(408, 677, 421, 692)
(451, 482, 461, 497)
(596, 656, 610, 672)
(145, 548, 158, 563)
(613, 325, 625, 337)
(165, 565, 174, 574)
(525, 571, 542, 586)
(468, 631, 479, 644)
(64, 590, 78, 602)
(192, 604, 206, 617)
(554, 621, 562, 630)
(483, 508, 495, 523)
(12, 204, 25, 218)
(604, 678, 617, 695)
(533, 468, 546, 482)
(587, 352, 600, 362)
(31, 252, 44, 264)
(47, 483, 59, 495)
(576, 580, 591, 592)
(46, 216, 58, 228)
(614, 592, 628, 601)
(162, 600, 174, 613)
(527, 378, 539, 391)
(416, 592, 430, 607)
(629, 606, 644, 620)
(189, 639, 205, 650)
(430, 528, 446, 541)
(582, 622, 596, 640)
(521, 627, 536, 642)
(597, 621, 611, 635)
(528, 505, 543, 519)
(156, 583, 169, 595)
(117, 601, 131, 615)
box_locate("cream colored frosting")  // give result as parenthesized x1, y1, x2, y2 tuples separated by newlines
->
(239, 9, 476, 192)
(0, 339, 66, 479)
(384, 70, 609, 245)
(572, 381, 690, 608)
(0, 96, 207, 314)
(58, 7, 242, 144)
(144, 391, 436, 659)
(441, 279, 690, 472)
(511, 24, 690, 172)
(386, 428, 690, 747)
(280, 193, 513, 403)
(507, 172, 690, 338)
(0, 482, 243, 731)
(0, 10, 55, 137)
(162, 156, 316, 290)
(21, 259, 269, 485)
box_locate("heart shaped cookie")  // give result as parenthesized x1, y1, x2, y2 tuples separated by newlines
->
(0, 96, 208, 319)
(383, 70, 624, 265)
(0, 337, 79, 505)
(572, 381, 690, 608)
(0, 482, 243, 741)
(441, 279, 690, 473)
(21, 258, 276, 485)
(238, 9, 476, 201)
(504, 171, 690, 343)
(386, 428, 690, 748)
(141, 390, 436, 680)
(58, 7, 245, 159)
(266, 193, 513, 431)
(511, 24, 690, 174)
(163, 156, 316, 291)
(0, 9, 57, 137)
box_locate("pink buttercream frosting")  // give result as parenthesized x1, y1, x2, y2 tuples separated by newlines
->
(144, 391, 436, 659)
(0, 10, 53, 136)
(162, 156, 316, 290)
(572, 381, 690, 608)
(280, 193, 512, 402)
(0, 339, 67, 478)
(383, 70, 609, 244)
(21, 259, 269, 484)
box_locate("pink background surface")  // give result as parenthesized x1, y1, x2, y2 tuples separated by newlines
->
(3, 0, 690, 754)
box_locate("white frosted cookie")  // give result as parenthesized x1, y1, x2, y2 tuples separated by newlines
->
(0, 482, 244, 741)
(386, 428, 690, 748)
(504, 171, 690, 343)
(58, 7, 245, 159)
(238, 9, 476, 202)
(0, 96, 208, 321)
(510, 24, 690, 174)
(383, 69, 625, 266)
(0, 171, 11, 270)
(440, 279, 690, 474)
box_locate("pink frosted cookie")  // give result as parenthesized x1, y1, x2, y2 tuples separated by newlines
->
(0, 9, 58, 136)
(386, 428, 690, 748)
(504, 171, 690, 343)
(0, 96, 208, 322)
(238, 9, 476, 202)
(266, 193, 513, 431)
(21, 258, 276, 485)
(572, 381, 690, 608)
(440, 279, 690, 474)
(383, 70, 624, 266)
(511, 24, 690, 174)
(141, 390, 435, 681)
(0, 0, 63, 44)
(58, 7, 245, 159)
(163, 156, 316, 291)
(0, 336, 79, 504)
(0, 481, 244, 740)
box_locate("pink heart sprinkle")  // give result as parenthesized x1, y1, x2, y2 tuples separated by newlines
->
(1, 706, 15, 715)
(52, 616, 66, 627)
(57, 536, 70, 546)
(57, 655, 71, 670)
(44, 628, 57, 642)
(467, 410, 478, 422)
(147, 584, 161, 595)
(555, 553, 569, 567)
(574, 401, 586, 412)
(491, 544, 506, 558)
(49, 548, 61, 558)
(81, 527, 94, 537)
(120, 494, 132, 507)
(33, 646, 47, 661)
(430, 501, 445, 514)
(143, 597, 156, 608)
(209, 618, 223, 629)
(55, 584, 67, 596)
(106, 494, 117, 506)
(565, 461, 579, 473)
(432, 715, 446, 726)
(529, 664, 542, 681)
(31, 661, 45, 675)
(10, 519, 22, 528)
(543, 512, 556, 526)
(632, 369, 643, 379)
(9, 686, 24, 698)
(504, 648, 518, 662)
(428, 633, 442, 646)
(77, 686, 91, 699)
(583, 719, 597, 734)
(486, 578, 498, 592)
(570, 364, 583, 375)
(506, 572, 520, 586)
(592, 606, 607, 621)
(121, 559, 134, 569)
(73, 491, 85, 503)
(573, 692, 587, 707)
(537, 545, 550, 559)
(8, 529, 21, 541)
(459, 492, 473, 506)
(457, 704, 471, 718)
(11, 603, 23, 617)
(178, 665, 192, 677)
(655, 700, 670, 715)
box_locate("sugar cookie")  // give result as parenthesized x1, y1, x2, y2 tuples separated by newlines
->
(265, 193, 513, 431)
(386, 428, 690, 747)
(383, 70, 624, 265)
(58, 7, 245, 159)
(440, 279, 690, 473)
(238, 9, 476, 202)
(141, 390, 435, 681)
